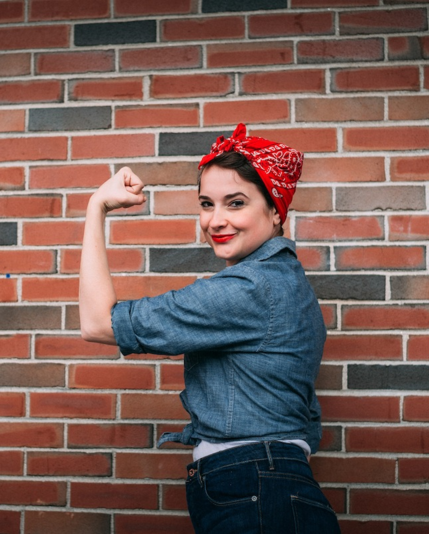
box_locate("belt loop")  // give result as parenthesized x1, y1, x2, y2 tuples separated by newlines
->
(264, 441, 275, 471)
(197, 459, 203, 486)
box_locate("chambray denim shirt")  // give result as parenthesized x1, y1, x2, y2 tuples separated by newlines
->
(111, 237, 326, 453)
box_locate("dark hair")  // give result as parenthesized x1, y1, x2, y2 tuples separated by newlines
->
(198, 151, 283, 235)
(198, 151, 275, 209)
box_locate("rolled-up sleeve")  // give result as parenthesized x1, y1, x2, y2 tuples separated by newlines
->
(111, 266, 271, 356)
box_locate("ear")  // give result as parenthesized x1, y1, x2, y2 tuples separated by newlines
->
(272, 208, 281, 226)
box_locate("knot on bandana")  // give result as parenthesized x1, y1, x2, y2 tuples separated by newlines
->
(199, 123, 303, 224)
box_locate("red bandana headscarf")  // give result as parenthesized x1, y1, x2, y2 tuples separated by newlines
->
(198, 123, 303, 224)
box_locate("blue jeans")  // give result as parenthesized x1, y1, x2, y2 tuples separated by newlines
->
(186, 442, 341, 534)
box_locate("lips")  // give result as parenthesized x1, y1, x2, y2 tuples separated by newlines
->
(211, 234, 236, 243)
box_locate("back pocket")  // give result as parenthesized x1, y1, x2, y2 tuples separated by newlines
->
(291, 495, 341, 534)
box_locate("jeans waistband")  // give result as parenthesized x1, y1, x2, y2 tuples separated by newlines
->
(186, 441, 308, 479)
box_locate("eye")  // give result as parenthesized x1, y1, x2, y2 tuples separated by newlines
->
(199, 200, 213, 208)
(230, 199, 244, 208)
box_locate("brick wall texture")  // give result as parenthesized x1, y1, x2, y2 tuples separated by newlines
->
(0, 0, 428, 532)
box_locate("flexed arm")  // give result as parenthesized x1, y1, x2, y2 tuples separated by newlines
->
(79, 167, 147, 344)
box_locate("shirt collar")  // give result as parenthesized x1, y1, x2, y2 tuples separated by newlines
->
(239, 237, 297, 264)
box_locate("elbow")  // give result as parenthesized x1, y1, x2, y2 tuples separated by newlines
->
(80, 325, 116, 345)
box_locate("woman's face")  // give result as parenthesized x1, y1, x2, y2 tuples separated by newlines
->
(199, 165, 281, 266)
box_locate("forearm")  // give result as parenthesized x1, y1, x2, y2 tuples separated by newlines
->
(79, 196, 117, 344)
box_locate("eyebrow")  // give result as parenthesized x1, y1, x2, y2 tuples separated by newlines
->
(198, 192, 250, 201)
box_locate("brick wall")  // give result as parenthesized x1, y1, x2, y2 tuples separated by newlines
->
(0, 0, 428, 532)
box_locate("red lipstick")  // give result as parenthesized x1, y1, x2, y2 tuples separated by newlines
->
(211, 234, 236, 243)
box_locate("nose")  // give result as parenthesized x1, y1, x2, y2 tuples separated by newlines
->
(209, 206, 227, 230)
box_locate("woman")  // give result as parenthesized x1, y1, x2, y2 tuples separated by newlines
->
(79, 124, 341, 534)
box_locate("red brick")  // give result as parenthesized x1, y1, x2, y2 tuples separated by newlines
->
(36, 50, 114, 74)
(116, 452, 191, 479)
(116, 104, 199, 128)
(347, 426, 429, 453)
(249, 12, 333, 37)
(24, 511, 111, 534)
(69, 77, 142, 101)
(30, 392, 115, 419)
(0, 167, 25, 190)
(72, 134, 154, 159)
(162, 485, 187, 510)
(0, 137, 67, 162)
(316, 365, 342, 390)
(110, 219, 196, 245)
(162, 16, 244, 41)
(122, 393, 189, 420)
(22, 277, 79, 301)
(241, 69, 325, 94)
(344, 126, 429, 151)
(298, 38, 382, 63)
(120, 46, 201, 70)
(151, 73, 233, 99)
(319, 395, 400, 422)
(335, 246, 425, 270)
(303, 156, 385, 183)
(160, 364, 184, 390)
(350, 489, 429, 516)
(35, 335, 119, 359)
(28, 451, 111, 476)
(0, 1, 24, 22)
(0, 279, 17, 302)
(388, 36, 424, 61)
(296, 96, 383, 122)
(23, 221, 84, 245)
(71, 482, 158, 509)
(339, 521, 392, 534)
(311, 456, 395, 483)
(343, 305, 429, 330)
(68, 423, 152, 449)
(0, 511, 20, 534)
(30, 163, 111, 189)
(390, 215, 429, 240)
(296, 216, 383, 241)
(0, 25, 69, 50)
(333, 66, 419, 92)
(340, 8, 427, 34)
(207, 41, 293, 68)
(399, 458, 429, 483)
(66, 192, 147, 217)
(250, 127, 336, 153)
(0, 52, 31, 76)
(0, 481, 66, 506)
(116, 0, 193, 15)
(397, 523, 429, 534)
(408, 336, 429, 361)
(290, 186, 333, 212)
(425, 66, 429, 90)
(0, 392, 25, 417)
(0, 80, 62, 104)
(30, 0, 109, 20)
(0, 195, 61, 218)
(391, 156, 429, 181)
(0, 109, 25, 132)
(404, 396, 429, 421)
(61, 247, 145, 274)
(113, 275, 196, 300)
(319, 426, 341, 451)
(69, 364, 155, 390)
(392, 276, 429, 300)
(0, 334, 30, 359)
(204, 99, 289, 126)
(324, 334, 402, 361)
(153, 190, 198, 216)
(296, 246, 329, 271)
(0, 363, 64, 388)
(322, 488, 346, 514)
(0, 423, 63, 447)
(115, 514, 193, 534)
(321, 304, 336, 329)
